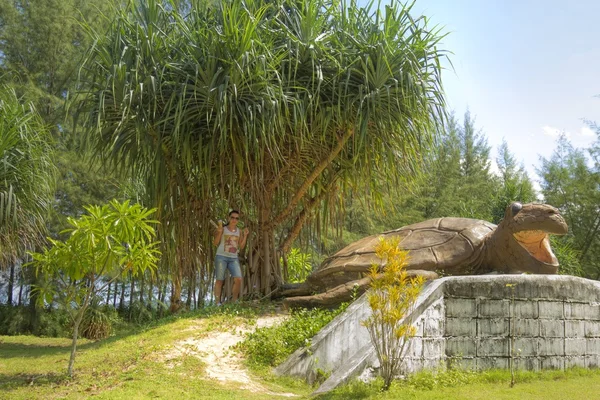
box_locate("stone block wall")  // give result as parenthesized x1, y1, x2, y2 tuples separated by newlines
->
(278, 275, 600, 394)
(443, 277, 600, 371)
(401, 297, 446, 373)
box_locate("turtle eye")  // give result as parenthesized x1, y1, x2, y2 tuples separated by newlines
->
(511, 202, 522, 216)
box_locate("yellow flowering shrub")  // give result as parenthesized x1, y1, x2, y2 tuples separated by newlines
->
(361, 237, 425, 390)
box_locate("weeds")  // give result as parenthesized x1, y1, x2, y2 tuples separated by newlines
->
(238, 304, 348, 367)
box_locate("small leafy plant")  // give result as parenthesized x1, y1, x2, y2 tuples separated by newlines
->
(239, 304, 347, 367)
(362, 237, 424, 390)
(28, 200, 160, 376)
(282, 248, 313, 283)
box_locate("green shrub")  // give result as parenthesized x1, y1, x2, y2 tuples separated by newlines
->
(0, 304, 71, 337)
(37, 307, 71, 337)
(282, 248, 313, 283)
(0, 304, 29, 335)
(122, 300, 156, 324)
(552, 236, 584, 277)
(80, 302, 120, 340)
(403, 368, 478, 390)
(239, 304, 347, 367)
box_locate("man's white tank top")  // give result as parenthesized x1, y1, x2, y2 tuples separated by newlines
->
(216, 226, 240, 258)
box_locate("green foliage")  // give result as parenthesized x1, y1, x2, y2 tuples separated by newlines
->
(401, 367, 478, 390)
(552, 236, 585, 277)
(28, 199, 160, 376)
(80, 301, 120, 340)
(362, 238, 424, 391)
(283, 248, 313, 283)
(538, 134, 600, 278)
(0, 86, 55, 262)
(0, 304, 29, 335)
(73, 0, 448, 300)
(414, 111, 499, 221)
(239, 305, 347, 367)
(0, 305, 71, 337)
(491, 140, 536, 224)
(121, 300, 156, 325)
(49, 150, 133, 239)
(320, 368, 600, 399)
(0, 0, 114, 125)
(36, 308, 72, 338)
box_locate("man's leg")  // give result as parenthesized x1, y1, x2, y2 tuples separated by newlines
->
(232, 277, 242, 301)
(214, 256, 226, 304)
(214, 280, 224, 304)
(229, 259, 243, 302)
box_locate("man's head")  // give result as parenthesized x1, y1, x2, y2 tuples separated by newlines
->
(228, 210, 240, 227)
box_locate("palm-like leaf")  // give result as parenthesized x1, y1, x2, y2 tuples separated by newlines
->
(0, 86, 55, 263)
(73, 0, 447, 302)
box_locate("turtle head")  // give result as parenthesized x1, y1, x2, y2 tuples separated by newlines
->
(492, 202, 568, 274)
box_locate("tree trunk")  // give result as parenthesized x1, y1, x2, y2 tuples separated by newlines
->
(261, 230, 271, 296)
(113, 281, 118, 308)
(282, 253, 289, 283)
(159, 281, 168, 317)
(17, 280, 23, 306)
(139, 272, 145, 305)
(191, 273, 197, 310)
(27, 268, 40, 334)
(157, 275, 163, 306)
(7, 263, 14, 305)
(119, 280, 125, 310)
(17, 264, 24, 306)
(148, 276, 154, 310)
(106, 282, 111, 305)
(186, 275, 192, 309)
(170, 266, 183, 313)
(67, 286, 93, 378)
(160, 281, 168, 303)
(129, 274, 135, 320)
(68, 310, 85, 377)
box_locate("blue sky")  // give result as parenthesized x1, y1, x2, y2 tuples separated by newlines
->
(382, 0, 600, 184)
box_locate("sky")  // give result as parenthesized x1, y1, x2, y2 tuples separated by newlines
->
(377, 0, 600, 186)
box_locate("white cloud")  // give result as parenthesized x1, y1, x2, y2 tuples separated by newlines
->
(488, 158, 500, 177)
(580, 126, 595, 137)
(542, 125, 568, 138)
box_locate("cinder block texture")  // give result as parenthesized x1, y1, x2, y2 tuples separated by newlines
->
(278, 275, 600, 395)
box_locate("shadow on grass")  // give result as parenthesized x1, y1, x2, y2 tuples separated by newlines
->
(0, 336, 124, 359)
(0, 372, 68, 390)
(0, 301, 276, 360)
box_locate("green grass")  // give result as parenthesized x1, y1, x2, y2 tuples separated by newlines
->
(0, 303, 312, 400)
(3, 304, 600, 400)
(316, 368, 600, 400)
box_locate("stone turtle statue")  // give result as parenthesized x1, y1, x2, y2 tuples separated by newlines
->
(284, 202, 568, 308)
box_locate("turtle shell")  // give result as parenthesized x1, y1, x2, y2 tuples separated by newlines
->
(307, 217, 495, 290)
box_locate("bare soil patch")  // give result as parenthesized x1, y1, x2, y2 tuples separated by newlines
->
(164, 314, 296, 397)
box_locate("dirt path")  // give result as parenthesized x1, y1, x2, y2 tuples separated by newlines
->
(165, 314, 297, 397)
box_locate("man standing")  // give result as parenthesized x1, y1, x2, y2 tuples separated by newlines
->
(213, 210, 249, 305)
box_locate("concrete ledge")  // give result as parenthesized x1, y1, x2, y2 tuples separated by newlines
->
(276, 275, 600, 394)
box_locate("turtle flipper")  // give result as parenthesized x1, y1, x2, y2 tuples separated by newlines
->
(283, 270, 438, 309)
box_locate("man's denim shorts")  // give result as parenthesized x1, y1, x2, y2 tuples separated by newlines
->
(215, 255, 242, 280)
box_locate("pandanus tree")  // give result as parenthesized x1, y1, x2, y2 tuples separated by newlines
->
(73, 0, 447, 308)
(0, 86, 55, 265)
